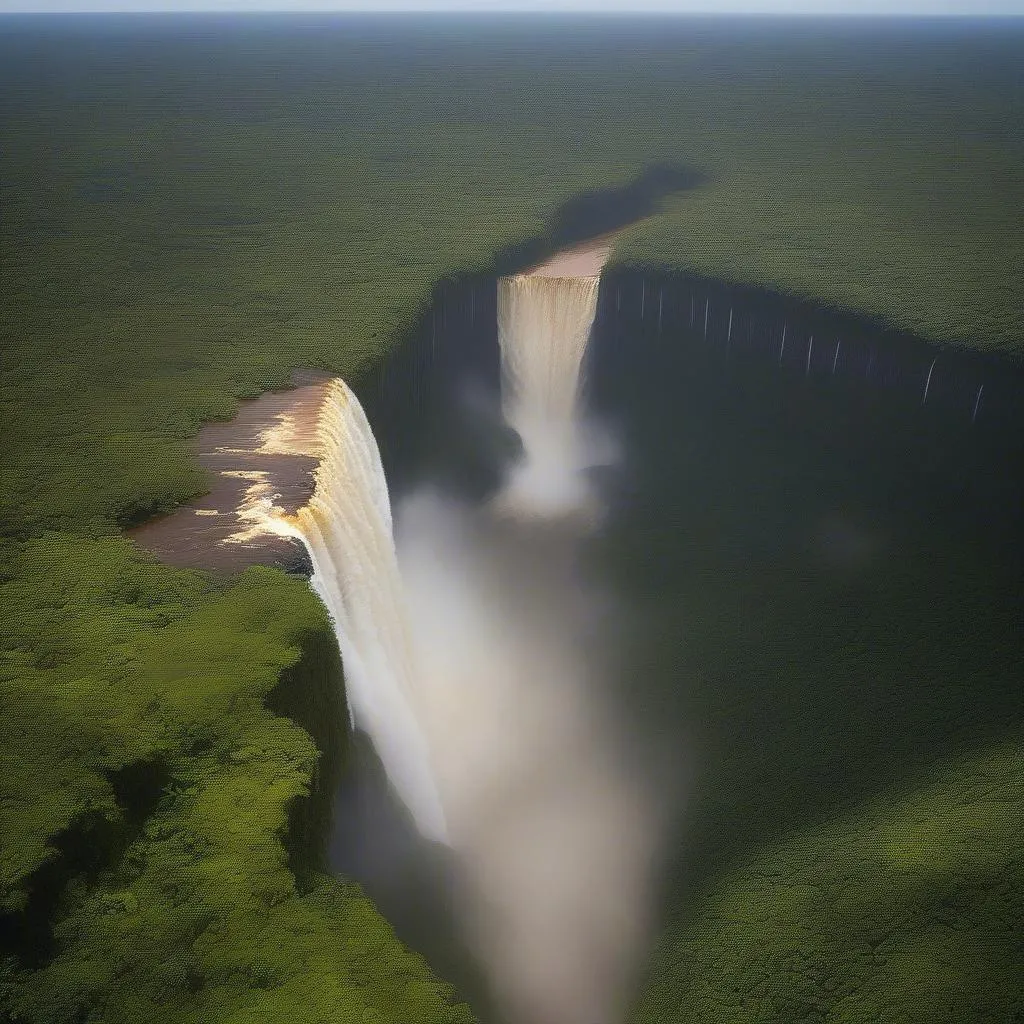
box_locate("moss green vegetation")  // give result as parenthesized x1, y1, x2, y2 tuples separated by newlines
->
(620, 553, 1024, 1024)
(0, 538, 474, 1022)
(1, 14, 1021, 1024)
(635, 744, 1023, 1023)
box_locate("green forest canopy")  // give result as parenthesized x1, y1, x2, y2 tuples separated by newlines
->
(1, 16, 1021, 1023)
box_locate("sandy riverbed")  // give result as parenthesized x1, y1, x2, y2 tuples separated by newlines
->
(522, 231, 619, 278)
(129, 370, 333, 573)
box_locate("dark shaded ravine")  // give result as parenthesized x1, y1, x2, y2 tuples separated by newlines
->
(130, 164, 1023, 1020)
(584, 271, 1024, 904)
(341, 259, 1023, 1022)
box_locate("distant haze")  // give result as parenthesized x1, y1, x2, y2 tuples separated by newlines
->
(3, 0, 1023, 16)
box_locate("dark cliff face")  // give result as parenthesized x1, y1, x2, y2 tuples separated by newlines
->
(587, 267, 1024, 563)
(359, 255, 1024, 560)
(267, 623, 349, 887)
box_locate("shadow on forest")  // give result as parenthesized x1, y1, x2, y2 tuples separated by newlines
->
(354, 249, 1023, 936)
(585, 269, 1024, 906)
(0, 758, 170, 970)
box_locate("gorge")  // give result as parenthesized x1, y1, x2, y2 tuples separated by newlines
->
(127, 208, 1024, 1024)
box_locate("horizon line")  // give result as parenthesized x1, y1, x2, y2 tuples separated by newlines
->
(2, 7, 1022, 15)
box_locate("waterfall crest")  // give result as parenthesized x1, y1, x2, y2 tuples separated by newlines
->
(273, 378, 449, 847)
(496, 274, 602, 518)
(498, 274, 600, 424)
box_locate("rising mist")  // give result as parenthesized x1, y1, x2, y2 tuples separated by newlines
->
(265, 271, 674, 1024)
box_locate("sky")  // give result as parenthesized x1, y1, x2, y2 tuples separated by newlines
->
(1, 0, 1022, 14)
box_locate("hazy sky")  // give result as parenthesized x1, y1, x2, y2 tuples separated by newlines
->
(2, 0, 1022, 14)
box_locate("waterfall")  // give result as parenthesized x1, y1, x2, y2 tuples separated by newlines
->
(270, 378, 449, 847)
(257, 265, 664, 1024)
(495, 273, 602, 518)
